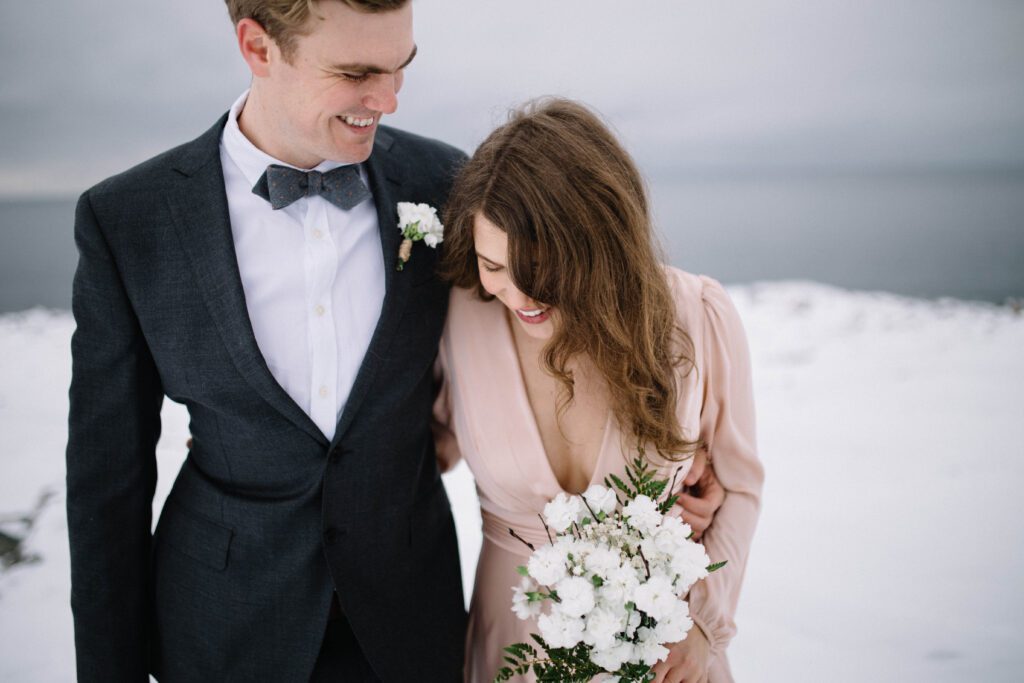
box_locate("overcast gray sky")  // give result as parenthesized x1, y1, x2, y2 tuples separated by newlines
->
(1, 0, 1022, 198)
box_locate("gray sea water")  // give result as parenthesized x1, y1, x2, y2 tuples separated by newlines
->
(2, 169, 1022, 313)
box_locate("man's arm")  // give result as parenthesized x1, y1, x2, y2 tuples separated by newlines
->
(66, 190, 163, 681)
(675, 449, 726, 541)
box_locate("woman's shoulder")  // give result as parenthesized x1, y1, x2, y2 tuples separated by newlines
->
(444, 285, 504, 339)
(448, 283, 493, 316)
(661, 265, 733, 330)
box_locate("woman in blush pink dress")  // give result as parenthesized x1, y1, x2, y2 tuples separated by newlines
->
(432, 99, 764, 683)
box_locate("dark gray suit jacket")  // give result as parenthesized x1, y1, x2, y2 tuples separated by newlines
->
(66, 115, 467, 682)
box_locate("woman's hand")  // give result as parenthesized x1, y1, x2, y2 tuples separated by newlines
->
(675, 450, 725, 541)
(650, 625, 710, 683)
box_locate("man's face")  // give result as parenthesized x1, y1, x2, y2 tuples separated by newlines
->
(261, 2, 415, 167)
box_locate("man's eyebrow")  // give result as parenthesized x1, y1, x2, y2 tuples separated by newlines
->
(327, 44, 417, 75)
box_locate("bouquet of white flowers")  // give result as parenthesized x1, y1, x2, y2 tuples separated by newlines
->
(495, 457, 725, 683)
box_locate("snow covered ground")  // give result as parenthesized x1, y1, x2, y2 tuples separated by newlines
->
(1, 282, 1022, 681)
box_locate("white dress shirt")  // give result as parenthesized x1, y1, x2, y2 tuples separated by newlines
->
(219, 91, 385, 441)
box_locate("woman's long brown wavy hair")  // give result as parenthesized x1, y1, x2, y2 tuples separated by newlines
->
(442, 98, 701, 461)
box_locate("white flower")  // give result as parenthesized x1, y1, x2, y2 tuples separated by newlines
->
(527, 543, 569, 586)
(599, 563, 641, 608)
(632, 573, 678, 621)
(511, 576, 542, 620)
(583, 545, 621, 578)
(583, 607, 626, 650)
(669, 541, 711, 594)
(635, 626, 670, 666)
(583, 484, 618, 516)
(395, 202, 443, 270)
(624, 608, 642, 638)
(622, 495, 663, 535)
(396, 202, 443, 246)
(589, 639, 634, 672)
(421, 218, 444, 247)
(543, 492, 585, 533)
(537, 610, 585, 649)
(655, 515, 692, 553)
(653, 599, 693, 644)
(554, 576, 596, 618)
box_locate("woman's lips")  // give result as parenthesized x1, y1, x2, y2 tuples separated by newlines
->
(515, 308, 550, 325)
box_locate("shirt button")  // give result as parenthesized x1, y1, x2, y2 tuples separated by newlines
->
(312, 229, 324, 239)
(315, 304, 325, 317)
(319, 385, 329, 398)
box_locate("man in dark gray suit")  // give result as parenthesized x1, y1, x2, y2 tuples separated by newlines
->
(66, 1, 466, 680)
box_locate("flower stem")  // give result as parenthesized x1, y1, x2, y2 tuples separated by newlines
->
(509, 528, 536, 551)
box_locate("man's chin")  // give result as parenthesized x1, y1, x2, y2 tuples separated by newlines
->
(327, 139, 375, 165)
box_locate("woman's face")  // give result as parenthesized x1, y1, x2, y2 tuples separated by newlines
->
(473, 213, 556, 340)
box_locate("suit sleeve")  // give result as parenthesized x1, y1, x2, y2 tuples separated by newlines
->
(66, 190, 163, 681)
(686, 277, 764, 657)
(431, 335, 462, 473)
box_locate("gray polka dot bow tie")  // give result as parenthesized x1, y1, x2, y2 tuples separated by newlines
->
(252, 164, 371, 211)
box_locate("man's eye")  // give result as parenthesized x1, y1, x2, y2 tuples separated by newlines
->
(340, 72, 370, 83)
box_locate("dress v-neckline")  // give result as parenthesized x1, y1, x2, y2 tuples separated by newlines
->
(501, 308, 614, 495)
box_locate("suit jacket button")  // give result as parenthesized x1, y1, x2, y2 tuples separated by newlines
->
(324, 528, 341, 545)
(330, 449, 342, 464)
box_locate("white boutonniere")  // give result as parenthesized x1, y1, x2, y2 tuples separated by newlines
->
(396, 202, 444, 271)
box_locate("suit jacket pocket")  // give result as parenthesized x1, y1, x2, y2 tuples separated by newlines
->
(158, 501, 234, 572)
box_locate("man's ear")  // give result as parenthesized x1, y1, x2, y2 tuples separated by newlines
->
(237, 18, 274, 78)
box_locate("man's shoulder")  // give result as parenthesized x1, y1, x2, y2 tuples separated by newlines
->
(85, 115, 227, 204)
(376, 125, 468, 172)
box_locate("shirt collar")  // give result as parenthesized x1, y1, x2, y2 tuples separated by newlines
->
(221, 89, 352, 190)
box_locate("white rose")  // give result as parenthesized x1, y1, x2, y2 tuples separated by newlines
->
(583, 484, 618, 516)
(555, 575, 596, 619)
(622, 495, 662, 535)
(583, 606, 626, 650)
(537, 610, 585, 649)
(632, 574, 678, 621)
(589, 639, 634, 672)
(544, 492, 585, 533)
(527, 544, 569, 586)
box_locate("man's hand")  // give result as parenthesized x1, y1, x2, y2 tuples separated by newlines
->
(675, 450, 724, 541)
(651, 625, 710, 683)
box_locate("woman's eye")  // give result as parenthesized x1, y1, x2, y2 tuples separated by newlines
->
(481, 263, 502, 273)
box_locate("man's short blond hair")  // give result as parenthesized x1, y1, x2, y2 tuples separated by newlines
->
(224, 0, 410, 60)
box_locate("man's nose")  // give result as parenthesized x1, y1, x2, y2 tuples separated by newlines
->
(364, 74, 399, 115)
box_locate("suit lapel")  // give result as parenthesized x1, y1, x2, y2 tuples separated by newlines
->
(330, 130, 413, 449)
(165, 115, 328, 446)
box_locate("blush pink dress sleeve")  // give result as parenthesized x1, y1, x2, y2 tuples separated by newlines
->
(433, 267, 763, 682)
